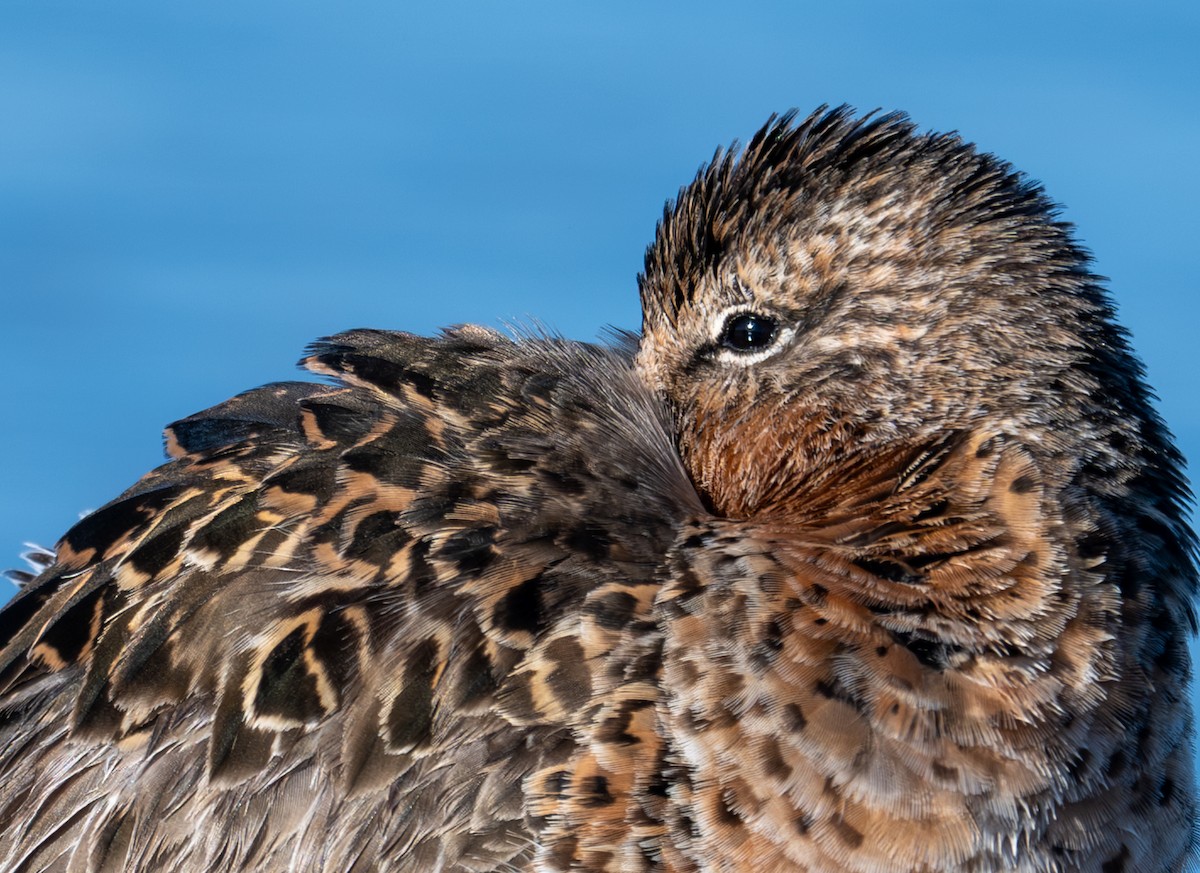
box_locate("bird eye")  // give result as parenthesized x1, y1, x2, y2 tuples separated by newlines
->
(719, 312, 778, 353)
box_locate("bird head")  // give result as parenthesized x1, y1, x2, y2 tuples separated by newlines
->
(635, 107, 1113, 521)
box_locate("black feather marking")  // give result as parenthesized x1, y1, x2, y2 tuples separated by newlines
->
(248, 608, 362, 730)
(254, 627, 326, 725)
(61, 485, 186, 563)
(404, 479, 474, 527)
(189, 493, 261, 562)
(402, 368, 437, 399)
(125, 494, 214, 575)
(71, 587, 133, 733)
(122, 491, 213, 578)
(126, 523, 188, 579)
(262, 461, 338, 505)
(299, 395, 380, 444)
(438, 526, 497, 576)
(31, 585, 103, 666)
(309, 611, 361, 690)
(166, 382, 328, 455)
(384, 637, 439, 752)
(578, 774, 615, 807)
(584, 590, 639, 631)
(0, 567, 112, 684)
(564, 525, 611, 560)
(341, 413, 437, 487)
(0, 574, 64, 659)
(382, 412, 441, 458)
(494, 577, 544, 636)
(446, 642, 498, 710)
(407, 538, 437, 593)
(313, 351, 412, 392)
(890, 629, 967, 671)
(344, 511, 412, 568)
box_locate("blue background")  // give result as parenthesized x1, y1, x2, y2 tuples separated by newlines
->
(2, 1, 1197, 755)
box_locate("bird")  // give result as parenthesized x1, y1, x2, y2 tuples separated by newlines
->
(0, 107, 1195, 873)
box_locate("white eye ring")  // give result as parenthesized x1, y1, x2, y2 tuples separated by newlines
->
(711, 306, 794, 365)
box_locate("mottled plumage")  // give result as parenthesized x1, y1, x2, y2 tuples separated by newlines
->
(0, 108, 1195, 872)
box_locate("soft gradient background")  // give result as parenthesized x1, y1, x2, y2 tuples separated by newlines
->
(2, 0, 1197, 757)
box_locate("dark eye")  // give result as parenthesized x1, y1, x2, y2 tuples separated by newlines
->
(719, 312, 778, 353)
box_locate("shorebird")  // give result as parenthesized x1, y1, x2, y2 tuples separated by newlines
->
(0, 107, 1194, 872)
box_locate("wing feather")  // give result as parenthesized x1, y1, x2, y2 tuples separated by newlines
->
(0, 327, 698, 872)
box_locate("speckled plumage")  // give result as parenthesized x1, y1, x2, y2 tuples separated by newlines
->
(0, 108, 1195, 872)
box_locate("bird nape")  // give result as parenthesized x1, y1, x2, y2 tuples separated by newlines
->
(0, 107, 1195, 873)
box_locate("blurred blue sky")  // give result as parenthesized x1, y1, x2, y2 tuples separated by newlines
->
(1, 0, 1197, 728)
